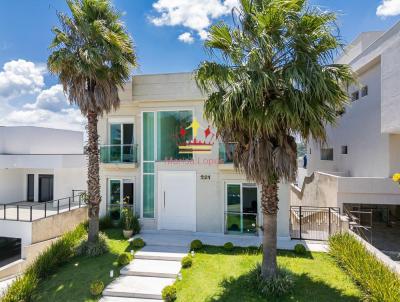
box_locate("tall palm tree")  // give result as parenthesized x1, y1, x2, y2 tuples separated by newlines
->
(195, 0, 354, 280)
(48, 0, 137, 243)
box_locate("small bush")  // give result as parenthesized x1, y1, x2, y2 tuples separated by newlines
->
(329, 233, 400, 302)
(181, 256, 193, 268)
(121, 208, 134, 230)
(294, 244, 306, 255)
(1, 222, 87, 302)
(76, 232, 109, 257)
(99, 215, 113, 230)
(190, 239, 203, 251)
(89, 280, 104, 296)
(132, 216, 141, 234)
(162, 285, 177, 302)
(131, 237, 145, 249)
(118, 252, 133, 266)
(223, 242, 234, 251)
(247, 264, 294, 297)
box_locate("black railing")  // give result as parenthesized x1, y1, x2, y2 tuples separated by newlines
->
(290, 206, 341, 241)
(0, 190, 87, 222)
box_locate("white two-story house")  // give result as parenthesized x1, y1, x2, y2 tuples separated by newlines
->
(98, 72, 291, 241)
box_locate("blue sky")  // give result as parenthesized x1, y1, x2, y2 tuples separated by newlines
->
(0, 0, 400, 131)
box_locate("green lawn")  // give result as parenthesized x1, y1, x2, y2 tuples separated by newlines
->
(33, 230, 362, 302)
(33, 229, 131, 302)
(176, 246, 362, 302)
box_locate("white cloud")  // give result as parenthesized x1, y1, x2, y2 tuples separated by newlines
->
(150, 0, 240, 42)
(0, 59, 45, 99)
(377, 0, 400, 17)
(0, 59, 84, 132)
(24, 84, 68, 112)
(0, 108, 85, 131)
(178, 32, 194, 44)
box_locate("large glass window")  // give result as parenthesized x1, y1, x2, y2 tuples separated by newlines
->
(108, 123, 134, 162)
(226, 184, 258, 234)
(142, 112, 155, 218)
(108, 179, 134, 221)
(157, 111, 192, 160)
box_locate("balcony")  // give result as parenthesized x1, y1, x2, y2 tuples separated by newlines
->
(100, 144, 138, 165)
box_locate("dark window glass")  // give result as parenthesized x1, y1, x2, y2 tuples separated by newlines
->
(361, 86, 368, 97)
(321, 148, 333, 161)
(341, 145, 348, 154)
(351, 91, 359, 101)
(27, 174, 34, 201)
(38, 175, 54, 202)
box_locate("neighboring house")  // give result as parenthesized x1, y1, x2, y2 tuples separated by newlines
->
(0, 126, 87, 278)
(294, 23, 400, 254)
(97, 72, 291, 240)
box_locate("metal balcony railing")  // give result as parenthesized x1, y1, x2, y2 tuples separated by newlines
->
(0, 190, 87, 222)
(100, 144, 138, 164)
(219, 143, 236, 164)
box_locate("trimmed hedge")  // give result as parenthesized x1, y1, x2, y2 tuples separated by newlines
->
(329, 233, 400, 302)
(118, 252, 133, 266)
(294, 244, 306, 255)
(190, 240, 203, 251)
(162, 285, 177, 302)
(181, 256, 192, 268)
(131, 237, 145, 249)
(1, 223, 87, 302)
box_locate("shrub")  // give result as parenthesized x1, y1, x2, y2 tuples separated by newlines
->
(118, 252, 133, 266)
(294, 244, 306, 255)
(132, 216, 141, 234)
(131, 237, 145, 249)
(190, 239, 203, 251)
(162, 285, 177, 302)
(181, 256, 192, 268)
(329, 233, 400, 302)
(89, 280, 104, 296)
(75, 232, 109, 257)
(223, 242, 234, 251)
(1, 223, 87, 302)
(121, 208, 134, 230)
(99, 215, 113, 230)
(247, 264, 294, 297)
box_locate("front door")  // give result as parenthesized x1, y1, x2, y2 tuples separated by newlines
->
(38, 175, 54, 202)
(158, 171, 196, 231)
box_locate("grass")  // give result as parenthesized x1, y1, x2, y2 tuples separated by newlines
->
(175, 246, 363, 302)
(32, 232, 362, 302)
(33, 229, 131, 302)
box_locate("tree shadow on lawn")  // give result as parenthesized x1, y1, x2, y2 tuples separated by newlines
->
(198, 245, 314, 260)
(205, 271, 361, 302)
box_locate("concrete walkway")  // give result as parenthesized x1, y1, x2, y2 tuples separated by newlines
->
(101, 245, 187, 301)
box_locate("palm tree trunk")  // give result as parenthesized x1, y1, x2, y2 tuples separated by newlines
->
(261, 181, 279, 279)
(87, 111, 101, 243)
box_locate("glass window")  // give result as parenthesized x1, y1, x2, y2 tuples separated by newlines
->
(157, 111, 192, 160)
(226, 184, 257, 234)
(110, 124, 121, 145)
(143, 174, 155, 218)
(361, 86, 368, 97)
(341, 145, 348, 155)
(143, 112, 155, 161)
(109, 180, 121, 205)
(351, 91, 359, 101)
(321, 148, 333, 160)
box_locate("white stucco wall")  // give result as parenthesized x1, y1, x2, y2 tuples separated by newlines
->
(0, 126, 83, 155)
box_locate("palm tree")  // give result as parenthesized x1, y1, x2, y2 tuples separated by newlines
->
(48, 0, 137, 243)
(195, 0, 354, 280)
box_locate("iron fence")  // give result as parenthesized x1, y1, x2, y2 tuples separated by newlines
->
(290, 206, 341, 241)
(0, 190, 87, 222)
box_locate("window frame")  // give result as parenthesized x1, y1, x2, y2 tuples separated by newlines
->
(320, 148, 334, 161)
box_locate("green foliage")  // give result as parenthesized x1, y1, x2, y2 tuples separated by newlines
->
(294, 244, 307, 255)
(190, 240, 203, 251)
(131, 237, 145, 249)
(223, 242, 234, 251)
(1, 223, 86, 302)
(131, 215, 141, 234)
(162, 285, 177, 302)
(117, 252, 133, 266)
(181, 256, 193, 269)
(248, 264, 294, 297)
(121, 208, 134, 230)
(0, 272, 38, 302)
(99, 215, 113, 230)
(329, 233, 400, 302)
(75, 232, 109, 257)
(89, 280, 104, 297)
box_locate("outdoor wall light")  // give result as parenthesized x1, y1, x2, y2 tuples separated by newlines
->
(130, 249, 134, 256)
(191, 251, 195, 257)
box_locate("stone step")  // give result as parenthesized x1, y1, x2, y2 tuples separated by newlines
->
(100, 296, 162, 302)
(102, 275, 175, 300)
(135, 245, 187, 261)
(121, 259, 181, 278)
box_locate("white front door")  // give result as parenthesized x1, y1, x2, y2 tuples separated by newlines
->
(158, 171, 196, 231)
